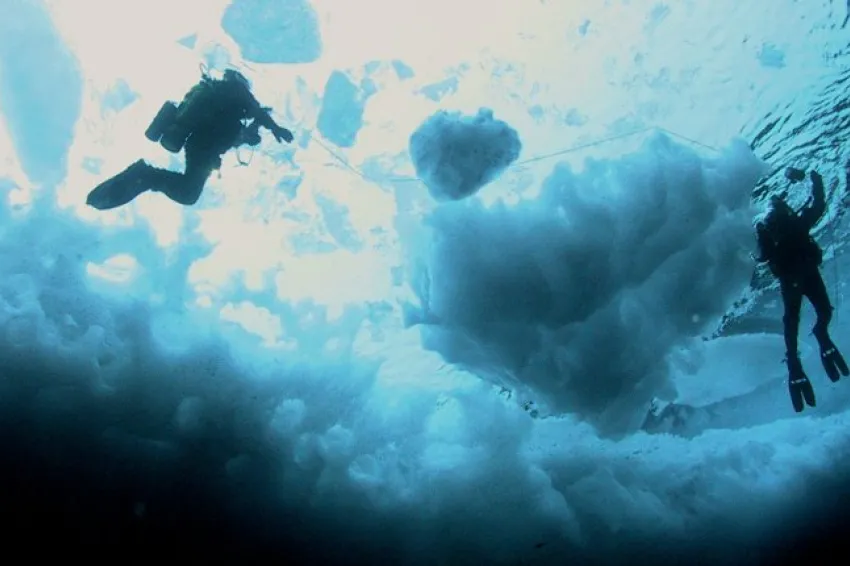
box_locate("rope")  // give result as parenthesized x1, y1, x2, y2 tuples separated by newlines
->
(311, 137, 375, 181)
(654, 126, 720, 153)
(309, 125, 721, 186)
(513, 127, 653, 166)
(216, 47, 719, 169)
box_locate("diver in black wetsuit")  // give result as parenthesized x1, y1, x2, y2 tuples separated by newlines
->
(86, 69, 293, 210)
(755, 167, 848, 412)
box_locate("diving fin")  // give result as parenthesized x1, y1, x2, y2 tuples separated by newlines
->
(818, 339, 850, 383)
(787, 356, 816, 413)
(86, 160, 151, 210)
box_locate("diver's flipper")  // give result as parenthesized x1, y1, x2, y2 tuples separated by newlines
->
(819, 340, 849, 382)
(788, 358, 816, 413)
(835, 351, 850, 377)
(86, 160, 150, 210)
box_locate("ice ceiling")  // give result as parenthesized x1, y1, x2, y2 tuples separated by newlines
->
(2, 0, 850, 563)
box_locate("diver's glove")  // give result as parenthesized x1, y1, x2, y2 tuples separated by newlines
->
(272, 124, 294, 144)
(785, 167, 806, 183)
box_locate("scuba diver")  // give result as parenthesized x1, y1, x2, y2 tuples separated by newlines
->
(86, 68, 294, 210)
(755, 167, 848, 413)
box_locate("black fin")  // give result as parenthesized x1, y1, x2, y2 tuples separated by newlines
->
(788, 357, 815, 412)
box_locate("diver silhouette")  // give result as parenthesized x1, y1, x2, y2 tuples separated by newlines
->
(755, 167, 848, 413)
(86, 68, 293, 210)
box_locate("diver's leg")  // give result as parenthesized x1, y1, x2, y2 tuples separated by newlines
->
(150, 140, 219, 206)
(805, 270, 833, 344)
(804, 270, 848, 380)
(780, 280, 804, 359)
(781, 280, 815, 411)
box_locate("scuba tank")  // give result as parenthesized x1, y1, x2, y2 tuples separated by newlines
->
(145, 68, 217, 153)
(147, 77, 219, 153)
(144, 101, 178, 144)
(144, 70, 250, 154)
(159, 121, 192, 153)
(144, 100, 191, 153)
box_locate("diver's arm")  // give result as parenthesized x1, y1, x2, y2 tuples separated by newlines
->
(242, 89, 293, 142)
(249, 102, 277, 130)
(800, 170, 826, 229)
(252, 106, 293, 143)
